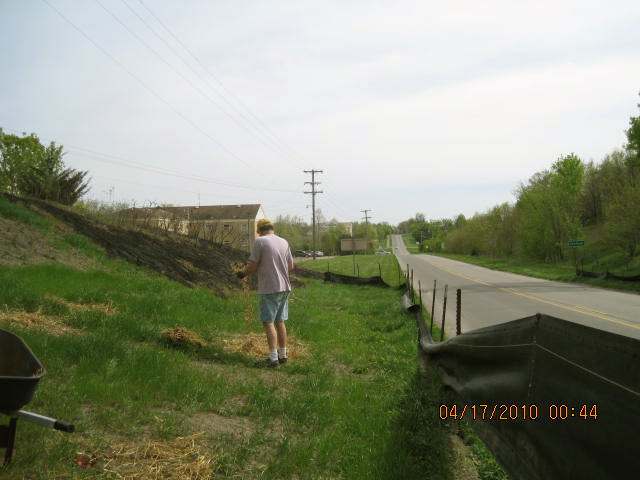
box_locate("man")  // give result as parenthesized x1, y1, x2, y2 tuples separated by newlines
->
(238, 219, 294, 367)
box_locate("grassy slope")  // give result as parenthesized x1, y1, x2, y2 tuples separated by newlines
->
(402, 233, 420, 253)
(298, 253, 405, 288)
(400, 234, 640, 294)
(0, 201, 495, 479)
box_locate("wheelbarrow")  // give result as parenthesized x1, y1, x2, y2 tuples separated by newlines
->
(0, 329, 75, 464)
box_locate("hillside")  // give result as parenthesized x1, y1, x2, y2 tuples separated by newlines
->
(0, 198, 499, 479)
(1, 194, 247, 294)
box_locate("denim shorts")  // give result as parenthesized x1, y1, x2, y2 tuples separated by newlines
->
(259, 291, 290, 323)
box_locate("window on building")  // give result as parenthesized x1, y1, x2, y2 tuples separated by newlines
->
(241, 223, 248, 233)
(223, 223, 231, 232)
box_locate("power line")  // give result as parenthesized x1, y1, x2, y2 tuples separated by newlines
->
(134, 0, 306, 167)
(304, 169, 323, 259)
(90, 174, 259, 201)
(361, 209, 372, 224)
(120, 0, 297, 164)
(94, 0, 294, 167)
(3, 125, 305, 225)
(323, 192, 354, 222)
(361, 209, 373, 253)
(40, 0, 351, 224)
(41, 0, 262, 175)
(2, 125, 300, 194)
(66, 145, 299, 193)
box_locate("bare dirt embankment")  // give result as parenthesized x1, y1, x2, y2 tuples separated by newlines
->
(2, 194, 247, 294)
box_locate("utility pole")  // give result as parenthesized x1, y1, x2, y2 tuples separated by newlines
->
(304, 170, 323, 260)
(361, 209, 372, 253)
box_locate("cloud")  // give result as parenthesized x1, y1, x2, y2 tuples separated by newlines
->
(1, 0, 639, 224)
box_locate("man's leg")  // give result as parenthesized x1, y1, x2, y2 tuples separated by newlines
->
(259, 293, 279, 366)
(263, 321, 278, 352)
(275, 321, 287, 350)
(275, 292, 289, 362)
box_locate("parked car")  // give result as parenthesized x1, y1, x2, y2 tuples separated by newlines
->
(315, 251, 324, 257)
(375, 249, 391, 255)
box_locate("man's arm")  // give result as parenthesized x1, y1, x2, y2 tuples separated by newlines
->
(237, 240, 261, 279)
(287, 248, 294, 272)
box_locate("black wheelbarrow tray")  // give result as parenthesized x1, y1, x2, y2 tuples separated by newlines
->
(0, 329, 74, 464)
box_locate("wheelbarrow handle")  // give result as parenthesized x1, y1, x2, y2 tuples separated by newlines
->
(17, 411, 75, 433)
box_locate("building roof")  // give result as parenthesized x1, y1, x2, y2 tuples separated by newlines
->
(137, 204, 262, 221)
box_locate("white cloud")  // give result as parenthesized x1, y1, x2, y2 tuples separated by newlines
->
(1, 0, 639, 224)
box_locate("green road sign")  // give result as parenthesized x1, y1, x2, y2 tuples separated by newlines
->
(568, 240, 585, 247)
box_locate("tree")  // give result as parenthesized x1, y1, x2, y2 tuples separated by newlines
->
(606, 182, 640, 259)
(626, 93, 640, 169)
(0, 129, 89, 205)
(0, 130, 45, 194)
(515, 154, 585, 261)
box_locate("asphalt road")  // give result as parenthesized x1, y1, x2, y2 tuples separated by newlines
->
(391, 235, 640, 340)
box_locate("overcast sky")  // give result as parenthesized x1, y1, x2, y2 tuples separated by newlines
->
(2, 0, 639, 224)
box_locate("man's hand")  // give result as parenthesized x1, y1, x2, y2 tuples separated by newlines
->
(238, 261, 258, 280)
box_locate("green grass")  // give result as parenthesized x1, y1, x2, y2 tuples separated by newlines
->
(433, 252, 640, 294)
(51, 233, 107, 261)
(0, 196, 50, 231)
(0, 202, 506, 479)
(399, 231, 639, 293)
(0, 258, 468, 479)
(402, 234, 420, 253)
(298, 253, 405, 288)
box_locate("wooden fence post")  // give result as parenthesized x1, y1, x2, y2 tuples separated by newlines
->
(456, 289, 462, 335)
(353, 251, 356, 275)
(441, 284, 448, 341)
(410, 270, 415, 302)
(430, 279, 437, 335)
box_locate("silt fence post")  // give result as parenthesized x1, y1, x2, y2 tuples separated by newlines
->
(430, 279, 437, 335)
(440, 284, 448, 341)
(456, 289, 462, 335)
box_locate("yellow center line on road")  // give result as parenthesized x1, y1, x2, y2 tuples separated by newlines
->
(411, 257, 640, 331)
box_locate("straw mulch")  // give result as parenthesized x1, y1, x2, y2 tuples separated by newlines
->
(220, 333, 309, 360)
(47, 295, 118, 316)
(0, 309, 79, 336)
(161, 327, 208, 349)
(100, 433, 215, 479)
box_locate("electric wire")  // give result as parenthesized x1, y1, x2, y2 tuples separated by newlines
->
(67, 146, 299, 193)
(39, 0, 352, 222)
(41, 0, 265, 176)
(94, 0, 294, 168)
(119, 0, 296, 163)
(134, 0, 307, 167)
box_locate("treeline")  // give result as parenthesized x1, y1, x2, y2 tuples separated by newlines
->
(275, 214, 395, 254)
(0, 129, 90, 205)
(399, 97, 640, 269)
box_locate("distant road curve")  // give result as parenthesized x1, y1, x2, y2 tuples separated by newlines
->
(391, 235, 640, 340)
